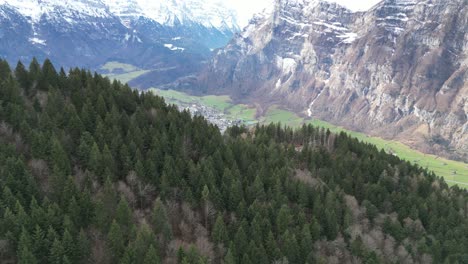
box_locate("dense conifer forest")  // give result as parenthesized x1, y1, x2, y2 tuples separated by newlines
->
(0, 59, 467, 263)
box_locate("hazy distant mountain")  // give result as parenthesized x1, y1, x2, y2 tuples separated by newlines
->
(184, 0, 468, 161)
(0, 0, 240, 84)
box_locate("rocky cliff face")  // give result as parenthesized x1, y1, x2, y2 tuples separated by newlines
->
(192, 0, 468, 161)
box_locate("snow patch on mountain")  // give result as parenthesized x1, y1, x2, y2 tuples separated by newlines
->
(325, 0, 381, 12)
(337, 32, 358, 43)
(29, 37, 46, 45)
(164, 44, 185, 51)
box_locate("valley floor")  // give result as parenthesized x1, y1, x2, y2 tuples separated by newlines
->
(149, 88, 468, 189)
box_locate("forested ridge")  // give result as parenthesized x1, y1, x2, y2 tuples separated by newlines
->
(0, 59, 467, 264)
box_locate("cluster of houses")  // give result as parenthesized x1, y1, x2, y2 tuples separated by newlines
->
(178, 104, 243, 132)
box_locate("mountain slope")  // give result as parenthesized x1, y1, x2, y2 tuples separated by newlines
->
(0, 0, 240, 86)
(189, 0, 468, 161)
(0, 58, 467, 263)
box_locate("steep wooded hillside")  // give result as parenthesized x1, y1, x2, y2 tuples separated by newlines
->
(0, 59, 467, 263)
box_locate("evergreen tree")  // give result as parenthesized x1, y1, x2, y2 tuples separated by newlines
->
(212, 214, 228, 245)
(14, 61, 31, 93)
(62, 229, 75, 262)
(276, 205, 291, 234)
(102, 144, 116, 176)
(40, 59, 58, 89)
(234, 226, 248, 259)
(151, 199, 172, 242)
(300, 224, 313, 263)
(0, 59, 11, 80)
(116, 196, 132, 232)
(95, 177, 118, 231)
(18, 247, 37, 264)
(17, 228, 33, 262)
(50, 138, 71, 176)
(45, 227, 58, 252)
(310, 217, 321, 241)
(265, 231, 280, 262)
(88, 142, 102, 176)
(108, 220, 125, 262)
(49, 238, 64, 264)
(143, 245, 160, 264)
(224, 247, 236, 264)
(28, 58, 41, 80)
(76, 229, 90, 263)
(67, 197, 81, 229)
(131, 225, 154, 263)
(282, 231, 300, 263)
(31, 225, 46, 263)
(324, 208, 338, 240)
(242, 253, 253, 264)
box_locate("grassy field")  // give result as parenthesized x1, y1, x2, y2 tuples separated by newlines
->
(107, 70, 150, 84)
(227, 104, 257, 121)
(260, 106, 303, 128)
(101, 61, 140, 73)
(149, 88, 468, 188)
(100, 61, 150, 84)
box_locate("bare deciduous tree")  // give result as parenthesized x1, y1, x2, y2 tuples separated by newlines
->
(126, 171, 156, 208)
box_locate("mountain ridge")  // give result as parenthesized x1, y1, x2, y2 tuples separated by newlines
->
(0, 0, 239, 31)
(0, 0, 240, 87)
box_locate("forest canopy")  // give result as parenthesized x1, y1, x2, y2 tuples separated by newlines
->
(0, 59, 467, 263)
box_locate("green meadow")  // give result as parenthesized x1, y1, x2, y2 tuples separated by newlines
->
(107, 70, 150, 84)
(260, 106, 303, 128)
(149, 88, 468, 188)
(101, 61, 150, 84)
(101, 61, 140, 73)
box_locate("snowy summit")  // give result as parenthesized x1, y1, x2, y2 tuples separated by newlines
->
(0, 0, 240, 32)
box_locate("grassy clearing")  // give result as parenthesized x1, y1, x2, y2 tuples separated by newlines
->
(261, 106, 303, 128)
(107, 70, 150, 84)
(200, 95, 232, 111)
(148, 88, 468, 188)
(101, 61, 150, 84)
(150, 89, 199, 104)
(101, 61, 140, 73)
(227, 104, 257, 121)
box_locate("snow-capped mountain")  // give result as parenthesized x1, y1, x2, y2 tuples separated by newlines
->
(0, 0, 240, 86)
(0, 0, 113, 22)
(184, 0, 468, 161)
(105, 0, 239, 32)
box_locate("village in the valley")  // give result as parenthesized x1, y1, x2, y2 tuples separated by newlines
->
(177, 103, 243, 132)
